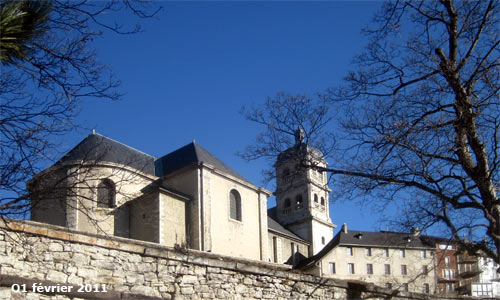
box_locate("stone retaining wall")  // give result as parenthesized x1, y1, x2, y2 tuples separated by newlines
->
(0, 220, 476, 300)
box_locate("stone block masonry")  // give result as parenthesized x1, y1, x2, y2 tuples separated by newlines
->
(0, 220, 471, 300)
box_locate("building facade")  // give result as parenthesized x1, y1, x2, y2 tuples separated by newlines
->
(424, 237, 500, 297)
(30, 132, 314, 265)
(433, 240, 459, 296)
(297, 225, 438, 295)
(456, 251, 500, 297)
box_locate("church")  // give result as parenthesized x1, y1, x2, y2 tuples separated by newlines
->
(29, 129, 336, 266)
(29, 130, 500, 296)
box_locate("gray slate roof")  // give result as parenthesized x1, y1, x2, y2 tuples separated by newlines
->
(276, 143, 324, 166)
(57, 133, 156, 175)
(296, 229, 433, 270)
(155, 142, 248, 182)
(267, 207, 308, 243)
(56, 134, 250, 184)
(332, 230, 432, 249)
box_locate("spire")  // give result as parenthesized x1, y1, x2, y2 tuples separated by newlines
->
(294, 127, 305, 145)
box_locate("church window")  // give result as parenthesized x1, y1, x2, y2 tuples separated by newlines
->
(314, 194, 318, 203)
(320, 197, 325, 206)
(284, 198, 291, 208)
(97, 179, 115, 208)
(229, 189, 242, 221)
(295, 194, 303, 209)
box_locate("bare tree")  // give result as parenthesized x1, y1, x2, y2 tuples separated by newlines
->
(242, 0, 500, 264)
(0, 1, 161, 219)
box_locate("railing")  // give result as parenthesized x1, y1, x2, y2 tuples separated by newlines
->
(458, 265, 481, 279)
(457, 254, 477, 264)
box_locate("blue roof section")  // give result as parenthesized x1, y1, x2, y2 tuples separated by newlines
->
(155, 142, 249, 182)
(296, 229, 434, 270)
(57, 133, 156, 175)
(57, 134, 251, 183)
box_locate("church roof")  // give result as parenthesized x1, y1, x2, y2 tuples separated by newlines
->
(267, 207, 309, 243)
(56, 133, 250, 183)
(276, 144, 323, 164)
(57, 132, 156, 175)
(155, 142, 248, 182)
(296, 229, 433, 270)
(275, 128, 325, 165)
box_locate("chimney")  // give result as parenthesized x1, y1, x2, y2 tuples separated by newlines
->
(411, 227, 421, 237)
(342, 223, 348, 234)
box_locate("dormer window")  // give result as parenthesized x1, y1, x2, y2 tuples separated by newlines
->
(97, 179, 115, 208)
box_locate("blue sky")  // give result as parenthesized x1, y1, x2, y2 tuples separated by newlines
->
(70, 1, 385, 233)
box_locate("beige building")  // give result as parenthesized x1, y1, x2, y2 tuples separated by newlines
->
(30, 131, 316, 265)
(296, 224, 437, 294)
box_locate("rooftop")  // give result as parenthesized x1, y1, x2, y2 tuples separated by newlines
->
(155, 141, 248, 182)
(57, 132, 156, 175)
(296, 227, 434, 271)
(267, 207, 309, 243)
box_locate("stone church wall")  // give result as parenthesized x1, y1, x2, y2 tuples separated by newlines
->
(0, 220, 471, 300)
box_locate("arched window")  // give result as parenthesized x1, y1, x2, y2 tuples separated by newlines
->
(97, 179, 115, 208)
(229, 189, 242, 221)
(314, 194, 318, 203)
(284, 198, 291, 208)
(295, 194, 303, 209)
(320, 197, 325, 206)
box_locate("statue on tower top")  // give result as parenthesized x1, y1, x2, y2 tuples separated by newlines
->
(294, 128, 305, 145)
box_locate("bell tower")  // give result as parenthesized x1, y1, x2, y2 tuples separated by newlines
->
(274, 129, 336, 255)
